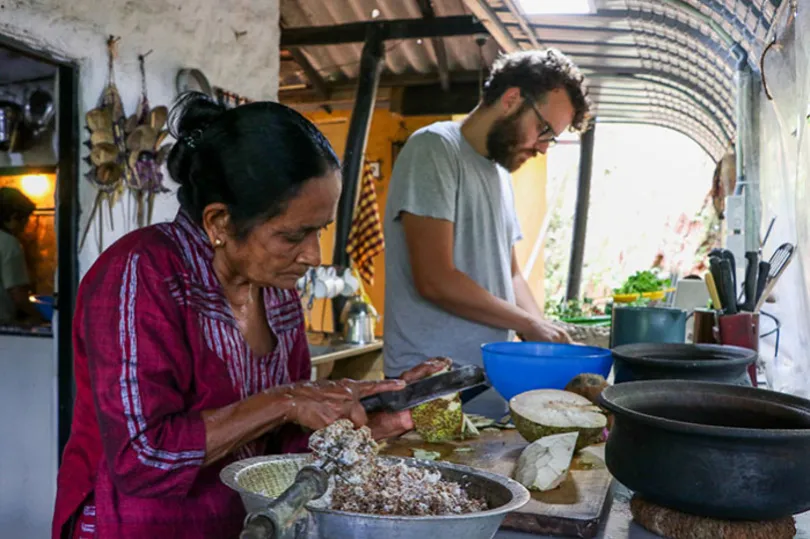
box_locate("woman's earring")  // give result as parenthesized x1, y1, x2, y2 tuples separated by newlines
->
(214, 238, 225, 247)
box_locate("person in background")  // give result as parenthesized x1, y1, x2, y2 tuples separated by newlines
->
(0, 187, 46, 325)
(383, 49, 591, 412)
(52, 93, 446, 539)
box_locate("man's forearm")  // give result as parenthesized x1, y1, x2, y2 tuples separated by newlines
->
(419, 269, 535, 333)
(513, 273, 544, 319)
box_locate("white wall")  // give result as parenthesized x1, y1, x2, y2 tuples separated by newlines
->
(1, 0, 282, 275)
(0, 334, 57, 539)
(757, 4, 810, 397)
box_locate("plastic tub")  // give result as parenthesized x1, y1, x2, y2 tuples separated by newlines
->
(482, 342, 613, 401)
(31, 295, 54, 321)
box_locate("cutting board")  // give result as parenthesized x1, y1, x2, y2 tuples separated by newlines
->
(381, 429, 613, 538)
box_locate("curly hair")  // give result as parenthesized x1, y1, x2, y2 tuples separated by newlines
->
(482, 49, 591, 132)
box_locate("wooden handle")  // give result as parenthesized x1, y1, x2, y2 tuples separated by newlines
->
(704, 272, 722, 310)
(755, 277, 779, 312)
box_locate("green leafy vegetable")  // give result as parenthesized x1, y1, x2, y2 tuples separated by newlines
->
(614, 270, 668, 294)
(545, 297, 603, 319)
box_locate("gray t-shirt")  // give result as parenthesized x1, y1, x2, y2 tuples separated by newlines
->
(383, 121, 522, 378)
(0, 229, 30, 324)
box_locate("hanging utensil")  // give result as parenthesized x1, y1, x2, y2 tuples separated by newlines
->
(124, 51, 170, 228)
(761, 217, 776, 251)
(24, 88, 55, 137)
(85, 107, 113, 133)
(89, 142, 119, 166)
(90, 130, 115, 146)
(126, 125, 159, 155)
(124, 113, 140, 136)
(0, 100, 24, 152)
(149, 106, 168, 130)
(741, 251, 759, 312)
(754, 243, 796, 312)
(79, 36, 128, 251)
(155, 129, 170, 148)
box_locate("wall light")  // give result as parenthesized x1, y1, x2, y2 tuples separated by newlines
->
(21, 175, 51, 199)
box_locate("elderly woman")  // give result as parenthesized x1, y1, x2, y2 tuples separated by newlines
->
(52, 93, 448, 539)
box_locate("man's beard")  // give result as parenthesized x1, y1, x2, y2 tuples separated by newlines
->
(486, 107, 534, 172)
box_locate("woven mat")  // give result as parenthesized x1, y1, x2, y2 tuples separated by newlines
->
(630, 495, 796, 539)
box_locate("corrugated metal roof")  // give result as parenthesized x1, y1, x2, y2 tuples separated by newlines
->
(280, 0, 786, 160)
(280, 0, 500, 83)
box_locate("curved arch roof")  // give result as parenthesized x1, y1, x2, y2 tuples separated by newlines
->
(280, 0, 786, 160)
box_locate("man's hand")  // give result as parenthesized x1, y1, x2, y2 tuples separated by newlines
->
(519, 319, 572, 344)
(399, 356, 452, 382)
(367, 357, 453, 440)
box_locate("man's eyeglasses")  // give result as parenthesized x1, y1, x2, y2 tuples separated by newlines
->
(525, 99, 558, 147)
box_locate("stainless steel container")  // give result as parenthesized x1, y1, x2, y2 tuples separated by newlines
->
(339, 297, 378, 344)
(0, 100, 23, 151)
(221, 454, 530, 539)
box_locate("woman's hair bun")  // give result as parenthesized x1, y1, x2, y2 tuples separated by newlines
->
(166, 91, 226, 187)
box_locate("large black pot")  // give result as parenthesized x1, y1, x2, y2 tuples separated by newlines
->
(611, 343, 756, 386)
(599, 380, 810, 520)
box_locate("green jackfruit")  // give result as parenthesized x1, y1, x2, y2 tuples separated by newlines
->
(411, 366, 464, 443)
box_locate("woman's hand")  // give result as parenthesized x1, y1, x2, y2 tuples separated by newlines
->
(285, 378, 406, 432)
(367, 357, 453, 440)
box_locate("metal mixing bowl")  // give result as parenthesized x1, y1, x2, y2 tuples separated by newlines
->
(221, 454, 530, 539)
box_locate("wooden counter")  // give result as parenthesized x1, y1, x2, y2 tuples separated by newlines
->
(307, 333, 384, 380)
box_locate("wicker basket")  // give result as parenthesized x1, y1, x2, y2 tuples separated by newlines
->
(230, 455, 306, 500)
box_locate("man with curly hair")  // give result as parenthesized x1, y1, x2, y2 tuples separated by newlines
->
(384, 49, 591, 410)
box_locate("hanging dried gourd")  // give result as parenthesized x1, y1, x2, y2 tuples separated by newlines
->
(123, 52, 171, 227)
(79, 36, 128, 250)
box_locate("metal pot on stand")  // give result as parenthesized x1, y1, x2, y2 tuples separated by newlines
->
(0, 100, 24, 152)
(339, 296, 378, 344)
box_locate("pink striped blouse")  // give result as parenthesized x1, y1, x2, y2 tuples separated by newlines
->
(52, 211, 312, 539)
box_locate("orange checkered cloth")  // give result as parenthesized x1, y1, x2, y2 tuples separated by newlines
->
(347, 162, 385, 285)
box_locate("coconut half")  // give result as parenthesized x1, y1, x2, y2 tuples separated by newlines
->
(515, 431, 578, 491)
(510, 389, 607, 451)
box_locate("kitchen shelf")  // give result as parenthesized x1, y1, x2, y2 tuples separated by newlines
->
(0, 165, 58, 176)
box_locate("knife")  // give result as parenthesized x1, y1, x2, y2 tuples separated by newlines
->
(360, 365, 487, 414)
(718, 258, 738, 315)
(721, 249, 737, 297)
(704, 271, 723, 310)
(741, 251, 759, 312)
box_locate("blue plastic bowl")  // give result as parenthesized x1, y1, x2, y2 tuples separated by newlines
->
(482, 342, 613, 401)
(31, 295, 54, 321)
